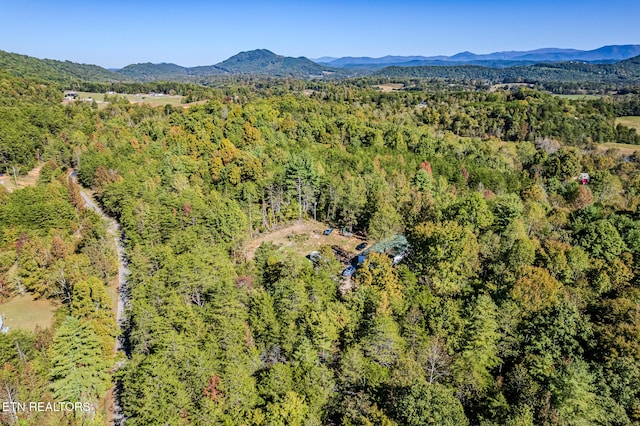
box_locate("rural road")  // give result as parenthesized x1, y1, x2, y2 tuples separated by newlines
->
(69, 170, 127, 424)
(69, 170, 129, 352)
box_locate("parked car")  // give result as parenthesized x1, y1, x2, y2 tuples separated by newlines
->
(355, 242, 367, 251)
(323, 228, 333, 235)
(342, 265, 356, 277)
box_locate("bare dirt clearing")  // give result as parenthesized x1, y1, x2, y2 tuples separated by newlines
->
(0, 163, 42, 192)
(244, 220, 365, 261)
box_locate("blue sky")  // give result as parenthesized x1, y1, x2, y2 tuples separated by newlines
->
(1, 0, 638, 68)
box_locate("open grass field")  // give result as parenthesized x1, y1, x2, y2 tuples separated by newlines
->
(64, 92, 210, 109)
(76, 91, 185, 106)
(244, 220, 366, 261)
(0, 295, 57, 331)
(598, 142, 640, 156)
(616, 116, 640, 133)
(553, 94, 603, 100)
(375, 83, 404, 92)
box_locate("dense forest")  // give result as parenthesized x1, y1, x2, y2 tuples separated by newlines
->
(375, 55, 640, 88)
(1, 67, 640, 425)
(0, 50, 125, 84)
(0, 75, 118, 423)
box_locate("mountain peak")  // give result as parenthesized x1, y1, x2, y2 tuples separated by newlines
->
(215, 49, 334, 76)
(230, 49, 278, 59)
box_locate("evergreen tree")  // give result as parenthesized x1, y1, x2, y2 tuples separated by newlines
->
(49, 317, 109, 412)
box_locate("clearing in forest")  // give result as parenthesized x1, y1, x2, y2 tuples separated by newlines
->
(616, 116, 640, 133)
(0, 163, 42, 192)
(0, 163, 56, 332)
(64, 92, 188, 108)
(598, 142, 640, 157)
(489, 83, 534, 92)
(375, 83, 404, 92)
(0, 294, 57, 331)
(243, 220, 365, 261)
(553, 94, 602, 100)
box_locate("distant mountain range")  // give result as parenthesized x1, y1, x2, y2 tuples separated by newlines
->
(0, 49, 338, 83)
(117, 49, 335, 81)
(1, 45, 640, 85)
(315, 45, 640, 68)
(374, 55, 640, 85)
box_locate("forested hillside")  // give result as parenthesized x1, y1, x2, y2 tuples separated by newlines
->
(0, 50, 124, 84)
(0, 73, 119, 424)
(0, 49, 342, 84)
(1, 69, 640, 424)
(376, 55, 640, 87)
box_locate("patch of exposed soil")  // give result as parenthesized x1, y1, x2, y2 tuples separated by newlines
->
(244, 220, 365, 261)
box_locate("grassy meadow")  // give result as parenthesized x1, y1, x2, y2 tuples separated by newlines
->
(616, 116, 640, 132)
(75, 92, 185, 107)
(0, 295, 57, 331)
(553, 94, 603, 100)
